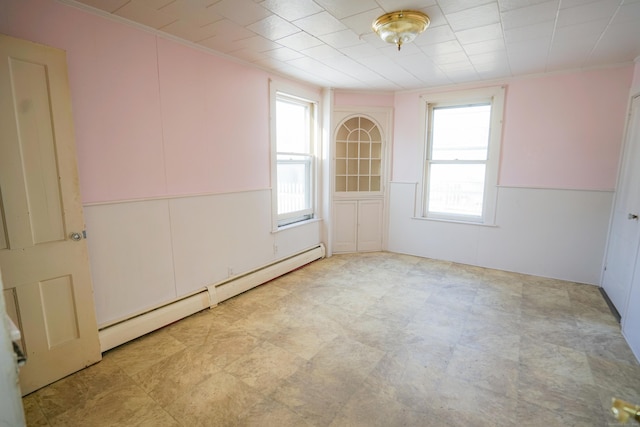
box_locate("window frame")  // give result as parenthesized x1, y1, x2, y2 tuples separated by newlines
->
(419, 86, 505, 225)
(270, 81, 320, 230)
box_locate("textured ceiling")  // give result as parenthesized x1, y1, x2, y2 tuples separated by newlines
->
(69, 0, 640, 91)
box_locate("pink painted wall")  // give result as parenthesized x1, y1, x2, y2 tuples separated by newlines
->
(334, 92, 394, 108)
(0, 0, 284, 203)
(500, 67, 632, 190)
(393, 66, 633, 190)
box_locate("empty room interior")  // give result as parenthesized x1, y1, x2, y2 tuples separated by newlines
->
(1, 0, 640, 425)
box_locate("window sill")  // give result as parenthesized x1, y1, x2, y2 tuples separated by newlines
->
(272, 217, 322, 233)
(411, 216, 498, 227)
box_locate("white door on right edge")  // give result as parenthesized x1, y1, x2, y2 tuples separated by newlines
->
(602, 95, 640, 319)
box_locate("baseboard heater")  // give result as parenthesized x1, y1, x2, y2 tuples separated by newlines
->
(98, 244, 325, 352)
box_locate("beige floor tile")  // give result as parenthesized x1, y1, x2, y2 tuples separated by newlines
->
(224, 340, 305, 394)
(519, 338, 595, 386)
(131, 345, 231, 406)
(106, 329, 186, 377)
(237, 397, 313, 427)
(446, 344, 520, 398)
(48, 382, 179, 427)
(438, 376, 519, 427)
(270, 368, 355, 427)
(164, 371, 264, 426)
(328, 381, 426, 427)
(21, 252, 640, 426)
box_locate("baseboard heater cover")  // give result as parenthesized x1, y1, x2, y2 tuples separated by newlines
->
(98, 244, 325, 352)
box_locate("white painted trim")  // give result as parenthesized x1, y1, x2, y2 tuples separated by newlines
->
(98, 244, 325, 352)
(211, 244, 325, 302)
(417, 85, 505, 226)
(82, 187, 272, 207)
(98, 291, 211, 352)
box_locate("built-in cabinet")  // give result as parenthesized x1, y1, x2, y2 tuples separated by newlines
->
(333, 199, 383, 252)
(332, 109, 391, 254)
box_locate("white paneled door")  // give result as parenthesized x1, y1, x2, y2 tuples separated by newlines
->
(0, 34, 101, 395)
(618, 95, 640, 361)
(602, 95, 640, 320)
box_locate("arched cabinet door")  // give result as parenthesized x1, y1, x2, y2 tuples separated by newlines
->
(335, 115, 384, 194)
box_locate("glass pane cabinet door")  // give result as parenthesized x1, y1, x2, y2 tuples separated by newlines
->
(335, 116, 382, 193)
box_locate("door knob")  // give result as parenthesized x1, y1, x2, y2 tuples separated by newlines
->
(69, 232, 83, 241)
(629, 213, 639, 220)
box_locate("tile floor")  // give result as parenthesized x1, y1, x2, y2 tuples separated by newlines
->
(22, 252, 640, 426)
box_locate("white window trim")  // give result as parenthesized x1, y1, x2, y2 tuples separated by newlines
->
(269, 80, 321, 231)
(417, 86, 505, 225)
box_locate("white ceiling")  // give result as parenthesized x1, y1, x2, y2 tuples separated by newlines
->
(70, 0, 640, 91)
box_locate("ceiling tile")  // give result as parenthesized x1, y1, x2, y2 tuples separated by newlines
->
(276, 31, 324, 50)
(160, 20, 219, 42)
(262, 46, 305, 61)
(468, 49, 508, 65)
(503, 20, 555, 43)
(612, 1, 640, 24)
(340, 8, 385, 36)
(501, 1, 560, 30)
(455, 23, 503, 44)
(231, 35, 283, 52)
(498, 0, 556, 12)
(114, 1, 176, 28)
(376, 0, 438, 12)
(260, 0, 323, 21)
(339, 43, 380, 59)
(553, 18, 609, 45)
(437, 0, 494, 14)
(207, 0, 271, 26)
(415, 25, 457, 46)
(506, 38, 550, 73)
(247, 14, 300, 40)
(431, 51, 472, 65)
(463, 38, 506, 55)
(293, 11, 347, 36)
(312, 0, 380, 19)
(231, 48, 270, 62)
(445, 3, 500, 32)
(419, 4, 447, 28)
(421, 40, 464, 56)
(136, 0, 174, 9)
(318, 29, 366, 49)
(301, 44, 342, 60)
(557, 0, 619, 27)
(158, 0, 223, 27)
(73, 0, 640, 91)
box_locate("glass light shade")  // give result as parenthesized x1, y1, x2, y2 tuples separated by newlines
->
(372, 11, 430, 51)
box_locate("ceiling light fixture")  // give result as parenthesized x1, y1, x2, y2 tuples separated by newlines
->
(372, 10, 430, 51)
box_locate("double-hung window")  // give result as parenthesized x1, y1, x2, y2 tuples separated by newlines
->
(423, 86, 504, 224)
(271, 84, 318, 228)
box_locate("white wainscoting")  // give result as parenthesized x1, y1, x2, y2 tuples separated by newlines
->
(84, 189, 322, 327)
(388, 182, 613, 285)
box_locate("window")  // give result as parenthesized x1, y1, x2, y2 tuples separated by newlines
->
(270, 83, 318, 228)
(422, 87, 504, 224)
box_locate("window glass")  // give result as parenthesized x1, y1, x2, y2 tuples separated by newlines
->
(272, 90, 316, 227)
(428, 163, 485, 217)
(276, 100, 309, 153)
(422, 87, 504, 224)
(431, 104, 491, 161)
